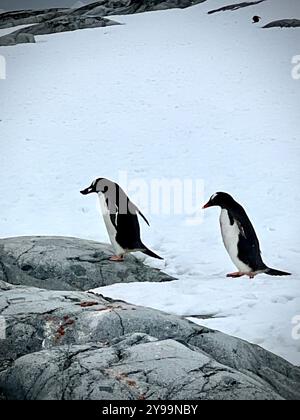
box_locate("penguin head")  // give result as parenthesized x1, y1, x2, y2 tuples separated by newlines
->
(80, 178, 114, 196)
(203, 192, 236, 209)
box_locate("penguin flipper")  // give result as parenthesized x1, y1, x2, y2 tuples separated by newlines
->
(138, 210, 150, 226)
(141, 246, 163, 260)
(265, 268, 291, 276)
(128, 200, 150, 226)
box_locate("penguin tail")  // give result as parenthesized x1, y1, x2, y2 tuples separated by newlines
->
(265, 268, 291, 277)
(141, 245, 163, 260)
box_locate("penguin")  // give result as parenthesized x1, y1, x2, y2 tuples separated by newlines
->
(252, 15, 261, 24)
(202, 192, 291, 278)
(80, 178, 163, 262)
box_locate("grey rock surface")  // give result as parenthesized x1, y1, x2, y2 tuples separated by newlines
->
(0, 8, 68, 29)
(0, 1, 207, 46)
(0, 335, 285, 400)
(263, 19, 300, 29)
(0, 281, 299, 400)
(0, 236, 173, 290)
(71, 0, 207, 17)
(13, 15, 120, 36)
(0, 36, 16, 46)
(15, 32, 35, 43)
(0, 32, 35, 46)
(0, 15, 120, 46)
(0, 1, 206, 32)
(208, 1, 265, 15)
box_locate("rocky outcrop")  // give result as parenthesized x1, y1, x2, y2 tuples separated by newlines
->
(0, 32, 35, 46)
(0, 335, 286, 400)
(208, 1, 265, 15)
(0, 0, 207, 45)
(0, 236, 172, 290)
(0, 16, 120, 46)
(0, 280, 300, 400)
(0, 239, 299, 400)
(0, 8, 68, 29)
(13, 15, 120, 36)
(263, 19, 300, 29)
(71, 0, 207, 17)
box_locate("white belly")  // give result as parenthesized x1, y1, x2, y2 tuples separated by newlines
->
(98, 193, 125, 256)
(219, 209, 251, 273)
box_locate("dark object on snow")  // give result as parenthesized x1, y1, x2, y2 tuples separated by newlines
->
(202, 193, 291, 279)
(80, 178, 163, 262)
(263, 19, 300, 29)
(252, 15, 261, 23)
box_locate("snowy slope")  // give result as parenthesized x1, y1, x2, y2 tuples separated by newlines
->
(0, 0, 300, 364)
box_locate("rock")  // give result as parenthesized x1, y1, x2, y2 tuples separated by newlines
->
(208, 1, 265, 15)
(0, 36, 16, 46)
(0, 335, 285, 400)
(0, 15, 120, 47)
(15, 33, 35, 44)
(71, 0, 207, 17)
(263, 19, 300, 29)
(0, 8, 68, 29)
(15, 15, 121, 36)
(0, 32, 35, 46)
(0, 283, 299, 400)
(0, 0, 206, 33)
(0, 236, 173, 291)
(0, 1, 207, 47)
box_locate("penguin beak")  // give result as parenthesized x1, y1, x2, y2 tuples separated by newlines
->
(80, 187, 93, 195)
(202, 201, 211, 209)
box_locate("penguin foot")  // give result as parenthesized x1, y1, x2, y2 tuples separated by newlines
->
(226, 272, 256, 279)
(109, 255, 124, 262)
(226, 272, 245, 278)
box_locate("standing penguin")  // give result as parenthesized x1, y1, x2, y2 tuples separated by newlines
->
(202, 192, 291, 278)
(80, 178, 163, 262)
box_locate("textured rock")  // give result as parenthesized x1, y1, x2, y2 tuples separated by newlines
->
(0, 1, 206, 33)
(0, 335, 285, 400)
(0, 282, 299, 400)
(71, 0, 207, 17)
(0, 237, 173, 290)
(0, 8, 67, 29)
(0, 36, 16, 46)
(208, 1, 265, 15)
(0, 238, 299, 400)
(15, 33, 36, 44)
(0, 32, 36, 46)
(263, 19, 300, 29)
(0, 15, 120, 47)
(14, 15, 120, 36)
(0, 1, 207, 45)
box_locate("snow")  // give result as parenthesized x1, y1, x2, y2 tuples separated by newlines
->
(0, 24, 36, 37)
(0, 0, 300, 364)
(71, 1, 86, 9)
